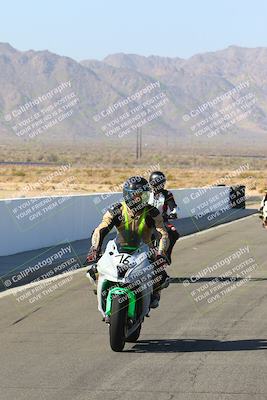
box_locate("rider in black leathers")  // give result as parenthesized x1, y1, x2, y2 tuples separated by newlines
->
(148, 171, 180, 263)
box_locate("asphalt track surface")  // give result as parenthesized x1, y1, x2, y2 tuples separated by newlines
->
(1, 213, 267, 400)
(0, 208, 256, 291)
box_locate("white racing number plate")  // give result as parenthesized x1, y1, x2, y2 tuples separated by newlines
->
(114, 253, 136, 276)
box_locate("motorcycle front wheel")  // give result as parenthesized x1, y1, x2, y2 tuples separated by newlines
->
(126, 324, 141, 342)
(109, 295, 128, 352)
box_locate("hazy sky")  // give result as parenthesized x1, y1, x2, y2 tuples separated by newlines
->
(1, 0, 267, 60)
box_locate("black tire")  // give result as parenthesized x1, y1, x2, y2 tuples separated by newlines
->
(126, 324, 142, 342)
(109, 295, 128, 352)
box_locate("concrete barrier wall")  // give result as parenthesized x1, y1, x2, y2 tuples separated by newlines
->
(0, 186, 231, 256)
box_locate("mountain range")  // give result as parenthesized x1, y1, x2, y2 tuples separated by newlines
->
(1, 42, 267, 148)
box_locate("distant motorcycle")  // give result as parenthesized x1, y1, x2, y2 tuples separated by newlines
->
(88, 238, 156, 352)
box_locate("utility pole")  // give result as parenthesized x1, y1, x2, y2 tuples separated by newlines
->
(139, 127, 142, 159)
(136, 127, 142, 160)
(136, 128, 139, 160)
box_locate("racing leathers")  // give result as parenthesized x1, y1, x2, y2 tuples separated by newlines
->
(88, 201, 170, 294)
(90, 201, 169, 257)
(260, 194, 267, 225)
(149, 189, 180, 263)
(260, 195, 267, 213)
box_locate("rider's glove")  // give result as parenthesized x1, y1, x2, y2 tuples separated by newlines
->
(168, 212, 177, 220)
(86, 264, 98, 285)
(86, 247, 99, 264)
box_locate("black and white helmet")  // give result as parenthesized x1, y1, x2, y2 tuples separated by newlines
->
(123, 176, 150, 212)
(149, 171, 166, 193)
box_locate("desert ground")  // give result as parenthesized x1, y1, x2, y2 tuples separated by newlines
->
(0, 141, 265, 203)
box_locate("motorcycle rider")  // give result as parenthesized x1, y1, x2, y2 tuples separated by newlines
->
(260, 191, 267, 212)
(86, 176, 170, 308)
(259, 191, 267, 227)
(148, 171, 180, 263)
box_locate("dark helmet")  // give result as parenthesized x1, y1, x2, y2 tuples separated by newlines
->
(149, 171, 166, 192)
(123, 176, 150, 212)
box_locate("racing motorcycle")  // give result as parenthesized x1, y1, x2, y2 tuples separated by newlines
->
(89, 238, 158, 352)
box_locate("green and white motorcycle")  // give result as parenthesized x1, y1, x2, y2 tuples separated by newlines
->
(96, 238, 155, 352)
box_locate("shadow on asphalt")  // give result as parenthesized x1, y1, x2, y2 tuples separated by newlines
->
(170, 277, 267, 283)
(128, 339, 267, 353)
